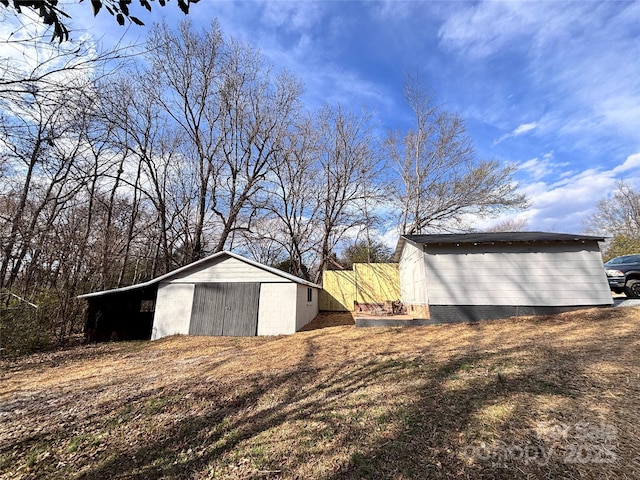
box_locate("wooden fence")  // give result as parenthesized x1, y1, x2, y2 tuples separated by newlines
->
(319, 263, 400, 311)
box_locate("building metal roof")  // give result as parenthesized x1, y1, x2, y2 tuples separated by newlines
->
(78, 250, 321, 299)
(394, 231, 607, 261)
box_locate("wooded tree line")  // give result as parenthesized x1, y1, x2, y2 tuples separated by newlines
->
(1, 19, 527, 351)
(584, 181, 640, 260)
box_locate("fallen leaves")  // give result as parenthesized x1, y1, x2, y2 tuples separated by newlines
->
(1, 307, 640, 479)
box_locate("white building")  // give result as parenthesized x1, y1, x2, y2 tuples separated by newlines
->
(395, 232, 612, 322)
(79, 251, 320, 341)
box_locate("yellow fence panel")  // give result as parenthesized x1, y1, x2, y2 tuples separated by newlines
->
(319, 264, 400, 311)
(355, 263, 400, 305)
(319, 270, 356, 311)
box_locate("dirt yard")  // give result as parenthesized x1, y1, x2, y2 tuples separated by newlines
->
(1, 307, 640, 479)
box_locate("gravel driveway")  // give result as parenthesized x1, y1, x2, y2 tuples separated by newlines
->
(613, 297, 640, 307)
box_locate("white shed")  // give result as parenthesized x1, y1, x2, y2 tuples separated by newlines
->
(395, 232, 612, 322)
(78, 251, 320, 341)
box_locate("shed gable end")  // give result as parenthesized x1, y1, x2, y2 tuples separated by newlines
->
(168, 256, 289, 284)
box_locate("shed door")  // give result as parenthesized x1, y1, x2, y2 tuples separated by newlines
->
(189, 283, 260, 336)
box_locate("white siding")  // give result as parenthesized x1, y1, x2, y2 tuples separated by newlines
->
(424, 243, 612, 306)
(399, 240, 428, 306)
(295, 285, 319, 331)
(168, 256, 287, 284)
(151, 283, 194, 340)
(257, 283, 297, 335)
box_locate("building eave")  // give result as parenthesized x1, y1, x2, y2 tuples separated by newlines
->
(77, 251, 321, 300)
(393, 231, 608, 260)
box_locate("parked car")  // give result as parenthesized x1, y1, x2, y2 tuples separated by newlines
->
(604, 254, 640, 298)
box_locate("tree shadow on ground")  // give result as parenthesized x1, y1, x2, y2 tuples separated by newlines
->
(3, 310, 639, 479)
(327, 318, 640, 479)
(299, 312, 355, 331)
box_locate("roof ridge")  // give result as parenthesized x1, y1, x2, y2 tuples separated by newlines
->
(78, 251, 320, 299)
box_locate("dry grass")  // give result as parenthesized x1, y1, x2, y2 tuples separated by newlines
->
(2, 307, 640, 479)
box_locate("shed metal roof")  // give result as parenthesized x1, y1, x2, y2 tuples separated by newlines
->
(78, 250, 321, 299)
(394, 231, 607, 261)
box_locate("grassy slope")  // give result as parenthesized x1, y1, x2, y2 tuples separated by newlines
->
(1, 308, 640, 479)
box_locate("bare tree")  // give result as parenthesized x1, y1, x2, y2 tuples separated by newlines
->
(210, 43, 303, 253)
(145, 21, 305, 257)
(145, 20, 224, 261)
(0, 11, 135, 95)
(584, 181, 640, 237)
(385, 78, 528, 235)
(0, 73, 96, 289)
(584, 181, 640, 257)
(235, 216, 288, 267)
(257, 115, 322, 279)
(314, 104, 383, 282)
(98, 72, 188, 276)
(485, 217, 529, 232)
(0, 20, 152, 348)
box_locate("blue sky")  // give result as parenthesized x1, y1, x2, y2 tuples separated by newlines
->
(11, 0, 640, 235)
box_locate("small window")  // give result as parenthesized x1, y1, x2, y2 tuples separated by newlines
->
(307, 288, 313, 303)
(140, 300, 155, 312)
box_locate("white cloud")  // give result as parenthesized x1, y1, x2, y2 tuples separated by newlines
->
(439, 0, 640, 159)
(438, 2, 522, 57)
(494, 121, 537, 144)
(0, 10, 105, 105)
(517, 151, 571, 181)
(438, 1, 588, 60)
(513, 123, 537, 135)
(261, 1, 325, 31)
(505, 151, 640, 233)
(197, 1, 392, 113)
(612, 152, 640, 174)
(380, 227, 401, 251)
